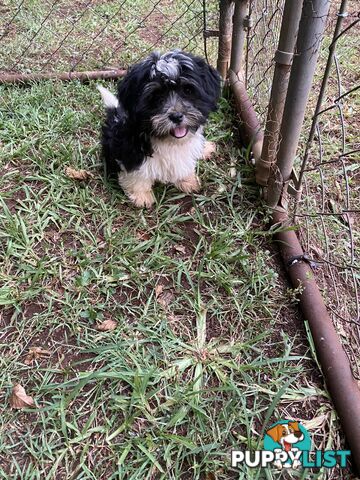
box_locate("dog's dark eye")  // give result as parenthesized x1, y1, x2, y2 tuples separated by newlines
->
(182, 85, 195, 96)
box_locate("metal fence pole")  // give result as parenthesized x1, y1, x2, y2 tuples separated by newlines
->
(0, 69, 127, 84)
(229, 0, 264, 162)
(255, 0, 303, 187)
(229, 0, 247, 77)
(217, 0, 235, 79)
(267, 0, 330, 209)
(296, 0, 349, 189)
(272, 210, 360, 473)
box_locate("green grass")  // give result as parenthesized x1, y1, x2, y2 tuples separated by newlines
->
(0, 81, 347, 479)
(0, 2, 358, 477)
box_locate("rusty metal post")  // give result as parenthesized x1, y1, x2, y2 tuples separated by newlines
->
(255, 0, 303, 187)
(267, 0, 330, 209)
(229, 0, 247, 78)
(217, 0, 235, 79)
(272, 210, 360, 473)
(229, 0, 264, 162)
(0, 69, 127, 84)
(297, 0, 349, 189)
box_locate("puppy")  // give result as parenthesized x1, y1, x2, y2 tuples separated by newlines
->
(98, 50, 221, 207)
(266, 421, 304, 468)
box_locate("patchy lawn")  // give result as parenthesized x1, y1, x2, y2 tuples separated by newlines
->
(0, 81, 352, 479)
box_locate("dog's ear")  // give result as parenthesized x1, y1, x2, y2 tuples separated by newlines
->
(116, 56, 155, 115)
(288, 421, 299, 431)
(192, 57, 221, 110)
(266, 425, 284, 444)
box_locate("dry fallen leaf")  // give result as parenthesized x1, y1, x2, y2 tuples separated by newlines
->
(24, 347, 51, 365)
(10, 384, 35, 409)
(205, 473, 216, 480)
(65, 167, 93, 181)
(174, 244, 186, 254)
(96, 319, 117, 331)
(157, 291, 174, 307)
(302, 414, 327, 430)
(155, 284, 164, 298)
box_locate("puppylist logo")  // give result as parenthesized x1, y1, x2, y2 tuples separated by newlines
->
(231, 419, 351, 470)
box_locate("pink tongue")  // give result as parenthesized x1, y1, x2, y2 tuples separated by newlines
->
(284, 442, 291, 452)
(173, 126, 187, 138)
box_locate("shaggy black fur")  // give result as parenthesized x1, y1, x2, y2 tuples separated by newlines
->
(100, 50, 221, 177)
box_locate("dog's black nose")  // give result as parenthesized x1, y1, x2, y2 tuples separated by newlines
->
(169, 112, 184, 124)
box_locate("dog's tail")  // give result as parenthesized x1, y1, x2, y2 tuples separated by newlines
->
(97, 85, 119, 110)
(97, 85, 128, 178)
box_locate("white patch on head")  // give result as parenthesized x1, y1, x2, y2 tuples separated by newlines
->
(154, 57, 180, 80)
(97, 85, 119, 109)
(118, 128, 205, 191)
(150, 50, 194, 82)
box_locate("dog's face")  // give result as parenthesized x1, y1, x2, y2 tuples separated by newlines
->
(266, 422, 304, 452)
(118, 50, 221, 140)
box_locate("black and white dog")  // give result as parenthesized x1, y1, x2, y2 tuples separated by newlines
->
(98, 50, 221, 208)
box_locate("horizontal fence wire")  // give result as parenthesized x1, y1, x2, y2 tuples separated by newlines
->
(0, 0, 219, 76)
(293, 3, 360, 378)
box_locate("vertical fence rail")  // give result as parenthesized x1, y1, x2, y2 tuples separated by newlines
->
(268, 0, 330, 209)
(229, 0, 264, 161)
(255, 0, 303, 188)
(217, 0, 234, 79)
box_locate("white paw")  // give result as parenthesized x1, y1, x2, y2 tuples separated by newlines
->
(128, 190, 155, 208)
(203, 141, 216, 160)
(175, 175, 201, 194)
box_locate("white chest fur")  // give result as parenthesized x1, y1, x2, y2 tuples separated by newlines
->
(141, 129, 204, 183)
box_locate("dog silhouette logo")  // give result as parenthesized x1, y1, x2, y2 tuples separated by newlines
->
(231, 418, 351, 469)
(264, 420, 311, 468)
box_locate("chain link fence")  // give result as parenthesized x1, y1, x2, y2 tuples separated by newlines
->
(0, 0, 218, 76)
(240, 0, 359, 379)
(294, 4, 360, 378)
(245, 0, 284, 121)
(1, 0, 360, 470)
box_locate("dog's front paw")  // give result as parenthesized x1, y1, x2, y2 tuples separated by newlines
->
(128, 190, 155, 208)
(203, 141, 216, 160)
(175, 174, 201, 194)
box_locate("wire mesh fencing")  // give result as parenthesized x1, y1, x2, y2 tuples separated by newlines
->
(245, 0, 285, 122)
(293, 4, 360, 378)
(0, 0, 219, 77)
(244, 0, 359, 379)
